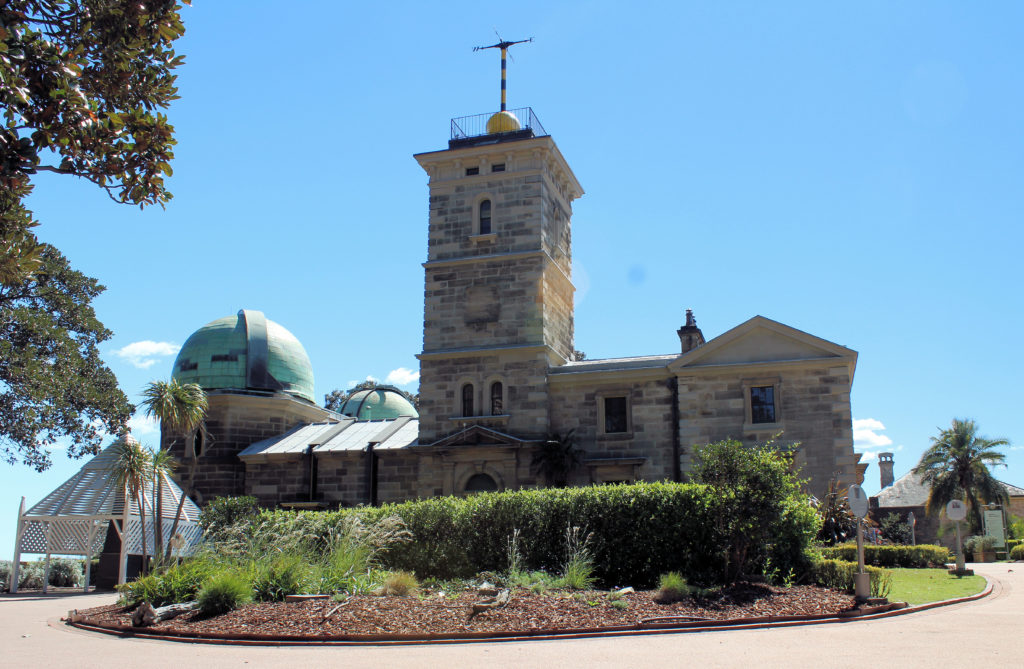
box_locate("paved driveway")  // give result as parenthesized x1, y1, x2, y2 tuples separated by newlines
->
(2, 563, 1021, 669)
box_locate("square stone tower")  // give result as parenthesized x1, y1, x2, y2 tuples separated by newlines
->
(415, 111, 583, 444)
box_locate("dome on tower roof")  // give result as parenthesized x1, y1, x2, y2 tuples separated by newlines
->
(171, 310, 314, 403)
(338, 386, 418, 421)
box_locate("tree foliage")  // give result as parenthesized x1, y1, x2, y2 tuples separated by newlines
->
(815, 475, 857, 546)
(913, 418, 1010, 531)
(0, 1, 190, 468)
(0, 239, 132, 470)
(324, 381, 419, 413)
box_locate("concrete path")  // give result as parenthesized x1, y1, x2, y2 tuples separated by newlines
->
(2, 563, 1022, 669)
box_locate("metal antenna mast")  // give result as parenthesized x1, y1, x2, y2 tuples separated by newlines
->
(473, 34, 533, 112)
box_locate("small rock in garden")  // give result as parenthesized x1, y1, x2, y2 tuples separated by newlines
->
(614, 587, 635, 595)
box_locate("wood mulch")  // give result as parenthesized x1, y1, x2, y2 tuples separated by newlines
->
(76, 584, 856, 639)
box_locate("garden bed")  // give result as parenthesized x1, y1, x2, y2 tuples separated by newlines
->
(73, 583, 856, 640)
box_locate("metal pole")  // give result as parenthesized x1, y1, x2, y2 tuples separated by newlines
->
(955, 520, 965, 572)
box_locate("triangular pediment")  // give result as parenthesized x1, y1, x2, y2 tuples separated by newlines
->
(669, 316, 856, 371)
(426, 424, 532, 449)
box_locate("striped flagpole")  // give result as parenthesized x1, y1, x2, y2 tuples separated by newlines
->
(500, 47, 507, 111)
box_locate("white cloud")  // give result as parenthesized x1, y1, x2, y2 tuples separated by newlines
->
(128, 414, 160, 438)
(385, 367, 420, 386)
(346, 375, 380, 389)
(853, 418, 893, 449)
(112, 340, 180, 369)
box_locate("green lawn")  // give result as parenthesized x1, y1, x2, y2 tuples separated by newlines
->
(887, 568, 986, 605)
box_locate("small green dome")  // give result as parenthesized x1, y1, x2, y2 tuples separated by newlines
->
(339, 387, 418, 420)
(172, 310, 314, 403)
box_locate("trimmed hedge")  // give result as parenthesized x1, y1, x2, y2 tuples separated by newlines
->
(1009, 544, 1024, 561)
(819, 543, 949, 568)
(811, 559, 892, 598)
(243, 481, 820, 588)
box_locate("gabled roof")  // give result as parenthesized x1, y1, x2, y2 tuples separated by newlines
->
(424, 424, 534, 449)
(669, 315, 857, 373)
(874, 470, 1024, 508)
(238, 417, 419, 460)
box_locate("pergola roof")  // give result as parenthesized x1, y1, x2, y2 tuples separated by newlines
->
(16, 442, 202, 557)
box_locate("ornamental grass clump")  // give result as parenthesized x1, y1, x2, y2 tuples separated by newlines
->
(380, 571, 419, 596)
(655, 571, 690, 604)
(197, 569, 253, 617)
(559, 525, 596, 590)
(253, 553, 310, 602)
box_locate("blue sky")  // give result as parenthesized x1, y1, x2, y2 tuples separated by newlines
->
(4, 1, 1023, 555)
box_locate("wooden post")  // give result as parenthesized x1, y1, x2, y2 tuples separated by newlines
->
(118, 482, 129, 586)
(11, 497, 25, 593)
(42, 521, 52, 594)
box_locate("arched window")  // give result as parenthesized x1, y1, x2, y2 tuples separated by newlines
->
(461, 383, 474, 417)
(478, 199, 491, 235)
(464, 473, 498, 493)
(490, 381, 503, 415)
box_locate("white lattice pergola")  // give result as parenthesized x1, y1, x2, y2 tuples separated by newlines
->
(10, 442, 203, 593)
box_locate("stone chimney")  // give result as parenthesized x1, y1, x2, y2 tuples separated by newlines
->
(677, 309, 705, 354)
(879, 452, 895, 489)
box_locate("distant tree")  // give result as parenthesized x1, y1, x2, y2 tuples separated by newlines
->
(913, 418, 1010, 531)
(0, 1, 191, 469)
(879, 513, 913, 545)
(324, 381, 419, 412)
(531, 430, 582, 488)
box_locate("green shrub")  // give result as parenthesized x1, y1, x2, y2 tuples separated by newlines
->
(964, 535, 996, 557)
(197, 569, 253, 616)
(18, 562, 44, 589)
(0, 560, 10, 591)
(1009, 544, 1024, 561)
(212, 476, 817, 589)
(819, 543, 949, 568)
(812, 559, 891, 598)
(655, 571, 689, 604)
(118, 555, 218, 606)
(253, 553, 310, 602)
(47, 558, 83, 587)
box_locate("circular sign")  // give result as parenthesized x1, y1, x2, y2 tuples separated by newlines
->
(848, 484, 869, 518)
(907, 511, 916, 527)
(946, 500, 967, 522)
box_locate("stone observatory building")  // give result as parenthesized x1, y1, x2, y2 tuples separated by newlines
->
(163, 106, 864, 508)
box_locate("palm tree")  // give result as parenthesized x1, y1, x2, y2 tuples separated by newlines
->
(913, 418, 1010, 530)
(149, 448, 177, 564)
(110, 436, 153, 573)
(531, 430, 582, 487)
(139, 379, 207, 560)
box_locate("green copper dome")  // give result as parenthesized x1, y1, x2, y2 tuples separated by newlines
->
(339, 387, 418, 420)
(171, 310, 315, 403)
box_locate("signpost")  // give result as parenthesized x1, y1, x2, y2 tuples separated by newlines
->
(907, 511, 916, 545)
(848, 484, 870, 601)
(947, 499, 968, 574)
(983, 506, 1005, 549)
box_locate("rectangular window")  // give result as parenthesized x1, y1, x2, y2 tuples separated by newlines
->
(750, 386, 776, 424)
(491, 163, 505, 173)
(465, 167, 479, 176)
(604, 396, 628, 433)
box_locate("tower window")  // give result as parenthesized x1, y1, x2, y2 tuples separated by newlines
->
(491, 163, 505, 173)
(465, 167, 479, 176)
(479, 199, 491, 235)
(461, 383, 475, 417)
(490, 381, 503, 415)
